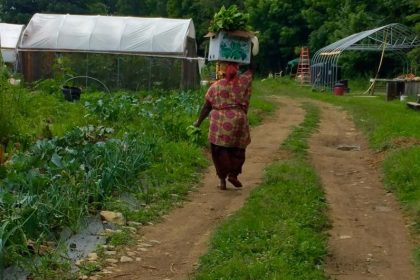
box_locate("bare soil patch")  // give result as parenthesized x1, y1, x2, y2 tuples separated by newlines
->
(101, 97, 304, 280)
(309, 102, 414, 280)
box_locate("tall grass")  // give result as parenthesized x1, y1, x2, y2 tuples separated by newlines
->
(0, 88, 209, 276)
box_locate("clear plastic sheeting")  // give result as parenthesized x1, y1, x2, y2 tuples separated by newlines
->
(19, 14, 196, 56)
(0, 23, 25, 63)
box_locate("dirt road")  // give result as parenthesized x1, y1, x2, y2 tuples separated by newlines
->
(101, 97, 304, 280)
(309, 102, 414, 279)
(100, 98, 414, 280)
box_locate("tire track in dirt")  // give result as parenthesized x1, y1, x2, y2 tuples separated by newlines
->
(101, 97, 304, 280)
(309, 102, 414, 280)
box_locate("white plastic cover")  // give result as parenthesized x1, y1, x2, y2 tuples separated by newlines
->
(20, 14, 196, 56)
(0, 23, 25, 63)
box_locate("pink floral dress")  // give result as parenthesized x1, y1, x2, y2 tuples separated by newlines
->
(205, 70, 252, 149)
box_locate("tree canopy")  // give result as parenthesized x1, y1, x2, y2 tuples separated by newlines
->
(0, 0, 418, 75)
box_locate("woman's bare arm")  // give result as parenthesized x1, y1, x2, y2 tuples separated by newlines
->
(193, 101, 212, 127)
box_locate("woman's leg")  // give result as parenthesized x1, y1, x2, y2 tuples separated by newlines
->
(211, 144, 229, 190)
(228, 148, 246, 188)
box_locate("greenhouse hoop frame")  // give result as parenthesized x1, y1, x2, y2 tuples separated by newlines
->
(311, 23, 420, 91)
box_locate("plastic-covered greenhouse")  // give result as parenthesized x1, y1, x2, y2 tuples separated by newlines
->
(0, 23, 25, 64)
(18, 13, 199, 90)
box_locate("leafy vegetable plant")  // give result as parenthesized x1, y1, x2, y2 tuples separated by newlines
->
(208, 5, 251, 33)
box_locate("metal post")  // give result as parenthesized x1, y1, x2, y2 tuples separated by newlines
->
(85, 53, 89, 88)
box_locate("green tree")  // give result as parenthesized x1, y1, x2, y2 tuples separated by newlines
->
(244, 0, 309, 74)
(0, 0, 106, 23)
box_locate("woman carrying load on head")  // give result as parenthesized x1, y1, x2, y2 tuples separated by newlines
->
(193, 61, 253, 190)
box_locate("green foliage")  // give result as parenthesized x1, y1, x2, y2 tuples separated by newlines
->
(79, 261, 102, 276)
(186, 125, 202, 145)
(0, 83, 212, 276)
(282, 103, 320, 157)
(208, 5, 251, 33)
(1, 0, 418, 77)
(383, 147, 420, 229)
(0, 79, 20, 146)
(247, 94, 276, 126)
(107, 229, 133, 247)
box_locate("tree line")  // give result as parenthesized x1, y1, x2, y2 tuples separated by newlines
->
(0, 0, 419, 76)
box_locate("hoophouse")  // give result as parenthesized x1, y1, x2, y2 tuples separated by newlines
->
(19, 13, 199, 90)
(0, 23, 25, 66)
(311, 23, 420, 91)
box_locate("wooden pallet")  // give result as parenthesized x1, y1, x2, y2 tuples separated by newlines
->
(407, 94, 420, 110)
(407, 102, 420, 110)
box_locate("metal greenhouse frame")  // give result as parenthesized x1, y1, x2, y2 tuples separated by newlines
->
(311, 23, 420, 91)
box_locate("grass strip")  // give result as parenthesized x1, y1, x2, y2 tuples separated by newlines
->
(194, 103, 329, 280)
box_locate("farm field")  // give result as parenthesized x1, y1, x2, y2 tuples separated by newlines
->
(0, 1, 418, 279)
(0, 77, 274, 279)
(2, 77, 420, 280)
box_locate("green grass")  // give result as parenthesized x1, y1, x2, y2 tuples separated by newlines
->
(248, 94, 276, 126)
(194, 103, 328, 280)
(256, 78, 420, 276)
(256, 78, 420, 151)
(383, 147, 420, 228)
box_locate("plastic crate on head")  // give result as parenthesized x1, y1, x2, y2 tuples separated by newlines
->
(208, 31, 252, 64)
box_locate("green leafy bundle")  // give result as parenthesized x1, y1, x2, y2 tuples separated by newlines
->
(208, 5, 251, 33)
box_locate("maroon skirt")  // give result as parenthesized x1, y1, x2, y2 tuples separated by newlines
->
(210, 144, 246, 180)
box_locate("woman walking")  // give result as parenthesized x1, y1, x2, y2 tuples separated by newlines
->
(194, 62, 253, 190)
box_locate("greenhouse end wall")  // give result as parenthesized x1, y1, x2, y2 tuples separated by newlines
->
(21, 51, 199, 91)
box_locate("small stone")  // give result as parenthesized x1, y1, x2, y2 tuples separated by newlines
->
(138, 247, 149, 252)
(149, 240, 161, 244)
(120, 256, 134, 263)
(139, 243, 153, 247)
(87, 253, 98, 261)
(128, 221, 142, 227)
(102, 270, 113, 274)
(337, 144, 360, 151)
(105, 258, 119, 264)
(100, 211, 126, 225)
(104, 251, 117, 255)
(339, 235, 352, 240)
(79, 276, 89, 280)
(127, 251, 136, 257)
(136, 257, 142, 262)
(75, 260, 83, 267)
(124, 226, 137, 233)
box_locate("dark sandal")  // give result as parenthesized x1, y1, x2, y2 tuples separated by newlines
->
(228, 176, 242, 188)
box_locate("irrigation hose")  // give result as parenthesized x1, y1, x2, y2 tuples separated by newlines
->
(364, 32, 388, 95)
